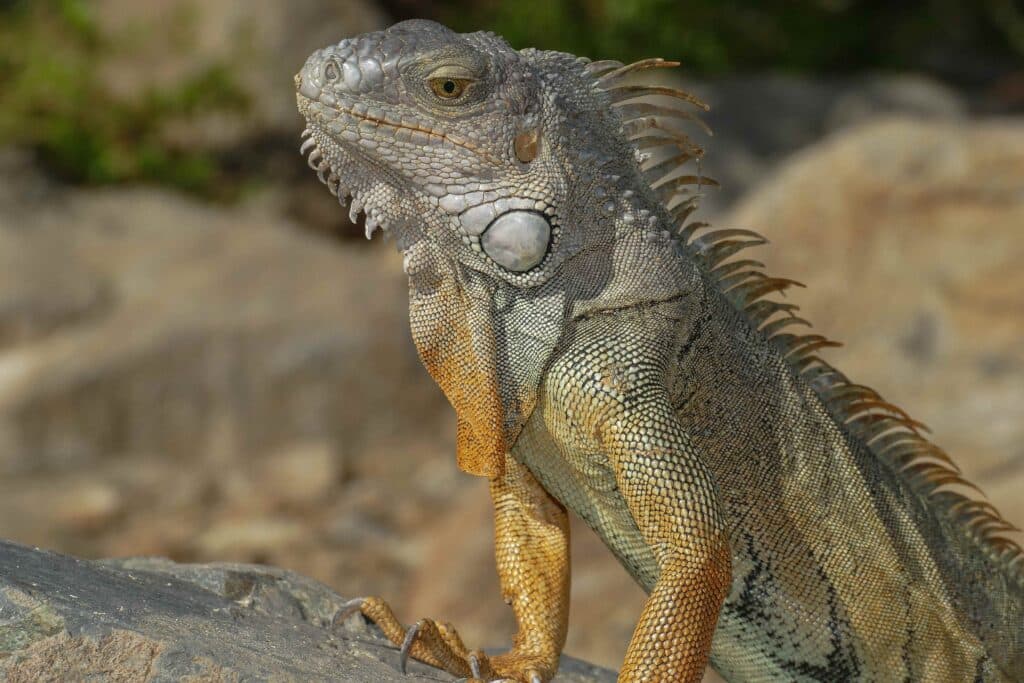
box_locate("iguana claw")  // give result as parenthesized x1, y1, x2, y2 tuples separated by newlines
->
(337, 595, 553, 682)
(468, 651, 483, 679)
(331, 596, 367, 628)
(398, 620, 421, 674)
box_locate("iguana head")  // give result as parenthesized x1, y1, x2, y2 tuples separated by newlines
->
(296, 20, 700, 476)
(296, 19, 618, 271)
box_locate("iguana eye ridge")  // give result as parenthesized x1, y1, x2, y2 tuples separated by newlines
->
(480, 210, 551, 272)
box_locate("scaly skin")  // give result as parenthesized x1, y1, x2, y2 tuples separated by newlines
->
(296, 20, 1023, 682)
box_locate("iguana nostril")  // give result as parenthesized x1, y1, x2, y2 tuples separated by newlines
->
(324, 60, 340, 82)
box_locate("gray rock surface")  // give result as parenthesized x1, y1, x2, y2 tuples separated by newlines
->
(0, 540, 615, 682)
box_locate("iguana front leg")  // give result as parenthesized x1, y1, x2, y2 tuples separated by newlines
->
(348, 456, 570, 682)
(488, 456, 571, 680)
(544, 328, 732, 682)
(607, 397, 732, 682)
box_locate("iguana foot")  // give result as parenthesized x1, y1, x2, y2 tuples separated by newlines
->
(334, 596, 549, 683)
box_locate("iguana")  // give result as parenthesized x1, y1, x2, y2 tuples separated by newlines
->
(295, 19, 1023, 682)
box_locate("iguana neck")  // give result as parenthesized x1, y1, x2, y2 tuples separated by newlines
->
(566, 171, 701, 321)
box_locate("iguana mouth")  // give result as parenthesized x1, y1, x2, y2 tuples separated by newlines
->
(298, 104, 499, 242)
(300, 93, 494, 162)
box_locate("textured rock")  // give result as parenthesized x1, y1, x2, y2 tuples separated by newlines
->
(0, 540, 616, 682)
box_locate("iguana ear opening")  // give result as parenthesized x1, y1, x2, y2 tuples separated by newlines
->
(407, 245, 508, 478)
(514, 128, 540, 163)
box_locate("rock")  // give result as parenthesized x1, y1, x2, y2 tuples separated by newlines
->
(669, 74, 968, 215)
(196, 517, 307, 559)
(0, 539, 616, 682)
(0, 184, 437, 475)
(0, 228, 109, 350)
(0, 152, 111, 350)
(823, 74, 966, 131)
(723, 117, 1024, 537)
(49, 480, 123, 533)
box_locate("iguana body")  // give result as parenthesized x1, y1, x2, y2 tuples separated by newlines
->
(295, 20, 1023, 681)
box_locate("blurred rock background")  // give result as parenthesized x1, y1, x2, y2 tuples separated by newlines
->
(0, 0, 1022, 678)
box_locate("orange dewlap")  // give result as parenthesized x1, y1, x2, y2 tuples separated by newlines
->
(411, 273, 507, 479)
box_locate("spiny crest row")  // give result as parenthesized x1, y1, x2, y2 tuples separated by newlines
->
(591, 57, 1023, 580)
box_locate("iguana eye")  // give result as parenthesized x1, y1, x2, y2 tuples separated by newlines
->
(428, 77, 471, 99)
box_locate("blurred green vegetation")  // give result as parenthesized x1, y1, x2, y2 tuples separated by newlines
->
(0, 0, 249, 197)
(1, 0, 1021, 196)
(434, 0, 1024, 79)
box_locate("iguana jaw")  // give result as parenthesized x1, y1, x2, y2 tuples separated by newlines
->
(297, 93, 418, 243)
